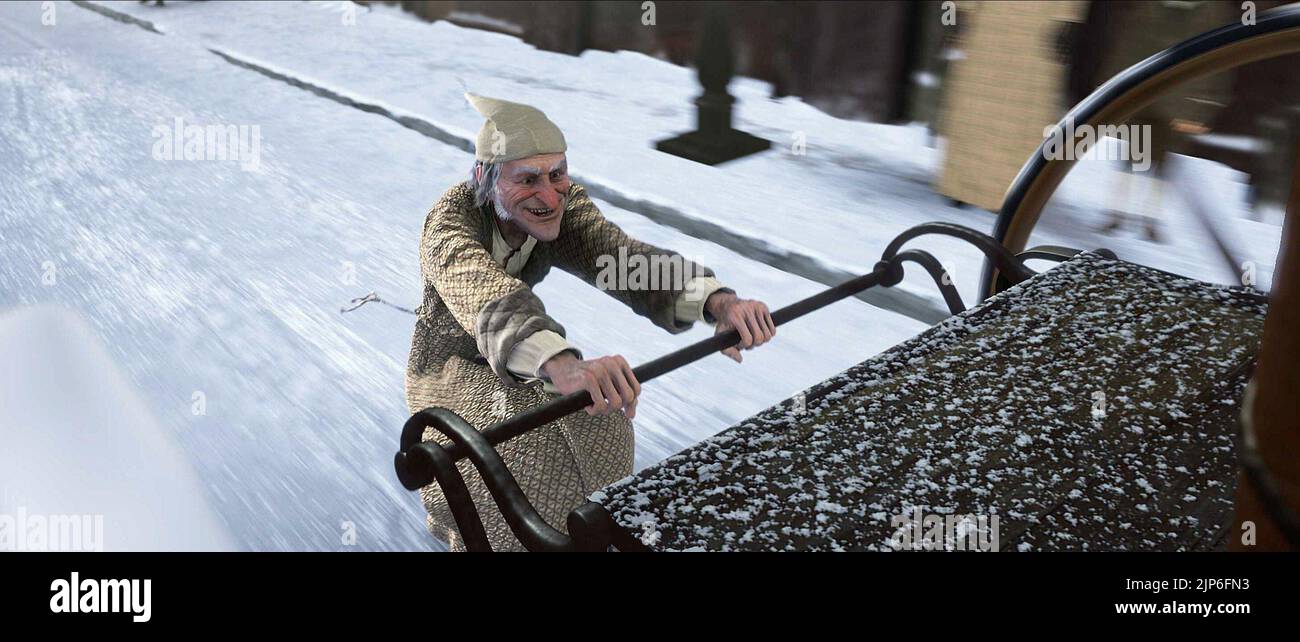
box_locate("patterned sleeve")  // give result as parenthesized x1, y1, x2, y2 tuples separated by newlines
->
(551, 183, 719, 335)
(419, 189, 567, 385)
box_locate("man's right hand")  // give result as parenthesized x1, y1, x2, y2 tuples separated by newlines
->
(541, 352, 641, 418)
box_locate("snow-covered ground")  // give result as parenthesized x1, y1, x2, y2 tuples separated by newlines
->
(0, 305, 236, 551)
(0, 1, 925, 551)
(90, 0, 1285, 298)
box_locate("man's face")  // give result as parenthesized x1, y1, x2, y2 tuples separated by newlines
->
(494, 152, 569, 242)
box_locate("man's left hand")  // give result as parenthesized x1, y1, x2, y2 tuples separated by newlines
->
(705, 292, 776, 363)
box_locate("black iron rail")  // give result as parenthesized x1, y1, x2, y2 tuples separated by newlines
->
(396, 264, 894, 489)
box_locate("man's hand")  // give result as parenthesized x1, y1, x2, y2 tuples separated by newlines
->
(541, 352, 641, 418)
(706, 292, 776, 363)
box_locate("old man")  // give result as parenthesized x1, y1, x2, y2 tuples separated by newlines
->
(406, 93, 776, 551)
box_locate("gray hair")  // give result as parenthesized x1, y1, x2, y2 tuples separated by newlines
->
(469, 161, 506, 219)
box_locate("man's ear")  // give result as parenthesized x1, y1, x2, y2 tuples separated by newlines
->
(474, 162, 483, 183)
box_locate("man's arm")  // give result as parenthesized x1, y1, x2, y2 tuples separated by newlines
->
(504, 330, 580, 383)
(674, 276, 731, 324)
(552, 184, 720, 334)
(537, 289, 776, 416)
(539, 184, 776, 412)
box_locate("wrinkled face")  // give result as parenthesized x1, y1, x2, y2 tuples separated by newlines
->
(494, 152, 569, 242)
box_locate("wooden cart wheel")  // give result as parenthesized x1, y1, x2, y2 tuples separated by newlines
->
(980, 3, 1300, 300)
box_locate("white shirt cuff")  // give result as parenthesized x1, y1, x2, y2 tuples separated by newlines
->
(674, 276, 728, 323)
(506, 330, 581, 381)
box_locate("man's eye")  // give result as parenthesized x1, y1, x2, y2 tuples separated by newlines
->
(522, 177, 534, 185)
(551, 171, 564, 181)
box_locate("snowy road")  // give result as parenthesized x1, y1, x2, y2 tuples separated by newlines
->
(0, 1, 925, 551)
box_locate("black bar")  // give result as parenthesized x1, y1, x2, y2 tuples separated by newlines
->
(440, 266, 889, 462)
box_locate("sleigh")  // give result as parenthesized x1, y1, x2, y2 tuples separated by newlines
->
(393, 5, 1300, 551)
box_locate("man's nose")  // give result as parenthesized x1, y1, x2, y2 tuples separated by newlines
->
(536, 187, 561, 210)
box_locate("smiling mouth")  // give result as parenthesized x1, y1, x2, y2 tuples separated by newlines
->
(524, 207, 557, 220)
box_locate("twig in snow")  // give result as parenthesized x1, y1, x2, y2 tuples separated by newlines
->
(341, 291, 417, 315)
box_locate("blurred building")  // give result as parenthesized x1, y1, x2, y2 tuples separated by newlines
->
(935, 1, 1085, 212)
(388, 0, 923, 122)
(385, 0, 1300, 212)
